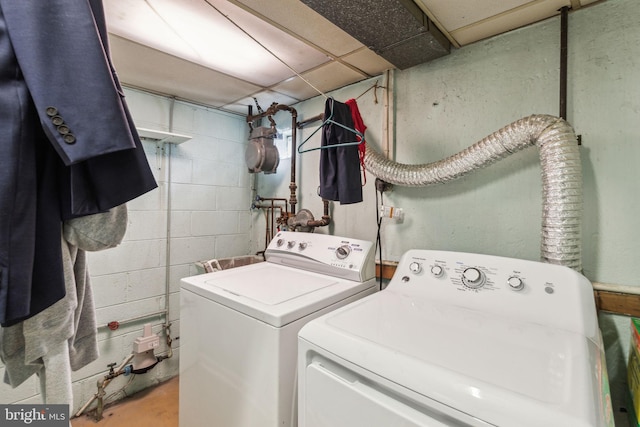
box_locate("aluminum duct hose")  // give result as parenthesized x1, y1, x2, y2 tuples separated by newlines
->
(364, 114, 582, 270)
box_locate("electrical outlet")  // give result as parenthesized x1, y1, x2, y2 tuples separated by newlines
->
(380, 205, 404, 221)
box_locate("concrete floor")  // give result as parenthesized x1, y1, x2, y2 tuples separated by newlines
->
(71, 376, 178, 427)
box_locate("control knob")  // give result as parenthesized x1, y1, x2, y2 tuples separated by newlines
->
(462, 267, 485, 289)
(276, 238, 285, 247)
(287, 240, 296, 249)
(430, 265, 444, 278)
(507, 276, 524, 291)
(335, 245, 351, 259)
(409, 262, 422, 274)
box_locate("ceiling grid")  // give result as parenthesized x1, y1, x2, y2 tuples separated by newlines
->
(105, 0, 603, 113)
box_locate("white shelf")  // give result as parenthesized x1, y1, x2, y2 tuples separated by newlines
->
(136, 127, 191, 144)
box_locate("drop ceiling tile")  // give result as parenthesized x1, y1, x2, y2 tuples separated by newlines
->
(105, 0, 329, 87)
(270, 77, 326, 102)
(105, 0, 175, 44)
(109, 36, 262, 108)
(233, 0, 364, 57)
(200, 0, 331, 77)
(271, 62, 367, 100)
(341, 48, 394, 76)
(449, 0, 570, 45)
(417, 0, 534, 31)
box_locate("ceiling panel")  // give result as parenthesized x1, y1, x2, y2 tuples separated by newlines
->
(109, 35, 262, 108)
(417, 0, 535, 31)
(342, 48, 395, 77)
(449, 0, 571, 46)
(232, 0, 365, 57)
(413, 0, 595, 47)
(105, 0, 603, 113)
(272, 62, 368, 100)
(105, 0, 331, 87)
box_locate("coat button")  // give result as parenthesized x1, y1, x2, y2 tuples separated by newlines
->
(46, 107, 58, 117)
(57, 125, 70, 135)
(63, 134, 76, 144)
(51, 115, 64, 126)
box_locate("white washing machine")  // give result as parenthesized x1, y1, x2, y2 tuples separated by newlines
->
(298, 250, 614, 427)
(179, 231, 377, 427)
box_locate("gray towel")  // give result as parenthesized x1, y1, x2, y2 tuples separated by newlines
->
(0, 204, 127, 404)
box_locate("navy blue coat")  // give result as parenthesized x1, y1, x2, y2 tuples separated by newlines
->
(319, 99, 363, 205)
(0, 0, 157, 325)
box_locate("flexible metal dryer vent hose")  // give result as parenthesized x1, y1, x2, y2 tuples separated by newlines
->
(364, 114, 582, 271)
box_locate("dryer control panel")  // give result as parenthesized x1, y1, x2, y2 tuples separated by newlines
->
(389, 249, 598, 340)
(265, 231, 375, 282)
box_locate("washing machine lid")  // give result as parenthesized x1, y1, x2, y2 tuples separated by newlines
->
(181, 262, 375, 327)
(299, 290, 608, 427)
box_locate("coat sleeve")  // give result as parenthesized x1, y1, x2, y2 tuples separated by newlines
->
(0, 0, 137, 166)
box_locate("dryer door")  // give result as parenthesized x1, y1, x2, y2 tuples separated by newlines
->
(301, 356, 492, 427)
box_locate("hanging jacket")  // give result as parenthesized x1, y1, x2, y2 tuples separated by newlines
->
(0, 0, 157, 325)
(319, 98, 363, 204)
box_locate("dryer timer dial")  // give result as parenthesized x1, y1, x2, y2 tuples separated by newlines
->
(335, 245, 351, 259)
(462, 267, 486, 289)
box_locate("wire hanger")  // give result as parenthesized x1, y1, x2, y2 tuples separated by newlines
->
(298, 98, 364, 154)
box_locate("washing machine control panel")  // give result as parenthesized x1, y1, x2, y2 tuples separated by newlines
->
(389, 249, 598, 339)
(403, 256, 518, 292)
(265, 231, 375, 282)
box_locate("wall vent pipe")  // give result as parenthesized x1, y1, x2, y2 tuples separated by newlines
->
(364, 114, 583, 271)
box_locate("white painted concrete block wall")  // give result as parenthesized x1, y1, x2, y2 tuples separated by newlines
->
(0, 88, 252, 414)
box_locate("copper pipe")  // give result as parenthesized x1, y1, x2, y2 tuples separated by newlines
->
(255, 196, 289, 220)
(306, 199, 331, 228)
(297, 113, 324, 128)
(254, 197, 288, 244)
(257, 196, 288, 204)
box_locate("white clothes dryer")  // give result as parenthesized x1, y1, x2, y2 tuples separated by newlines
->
(179, 231, 377, 427)
(298, 250, 614, 427)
